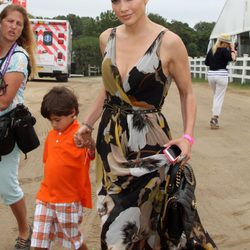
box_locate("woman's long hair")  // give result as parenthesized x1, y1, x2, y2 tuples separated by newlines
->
(0, 4, 37, 78)
(211, 39, 221, 55)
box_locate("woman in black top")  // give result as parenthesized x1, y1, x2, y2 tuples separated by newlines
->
(205, 33, 237, 129)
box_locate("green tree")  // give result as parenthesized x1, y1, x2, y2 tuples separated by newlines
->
(95, 10, 121, 35)
(193, 22, 215, 55)
(72, 36, 101, 75)
(81, 17, 98, 37)
(56, 14, 84, 38)
(148, 13, 168, 27)
(168, 20, 195, 46)
(188, 43, 200, 57)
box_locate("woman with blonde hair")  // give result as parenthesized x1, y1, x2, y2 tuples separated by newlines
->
(205, 33, 237, 129)
(0, 4, 36, 250)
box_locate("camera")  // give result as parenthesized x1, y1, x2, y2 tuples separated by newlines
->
(11, 103, 40, 154)
(13, 103, 36, 127)
(163, 144, 182, 164)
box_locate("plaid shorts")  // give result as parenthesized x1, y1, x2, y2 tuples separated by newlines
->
(31, 200, 84, 249)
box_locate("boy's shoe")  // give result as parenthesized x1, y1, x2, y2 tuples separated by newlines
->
(210, 117, 219, 129)
(14, 225, 32, 250)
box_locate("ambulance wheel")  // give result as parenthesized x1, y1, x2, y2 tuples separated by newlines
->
(56, 76, 68, 82)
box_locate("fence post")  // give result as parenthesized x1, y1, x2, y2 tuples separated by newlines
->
(88, 64, 100, 76)
(241, 54, 248, 84)
(193, 57, 197, 78)
(88, 64, 91, 76)
(228, 64, 233, 83)
(205, 64, 208, 80)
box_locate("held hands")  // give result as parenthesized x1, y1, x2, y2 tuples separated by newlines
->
(74, 123, 94, 149)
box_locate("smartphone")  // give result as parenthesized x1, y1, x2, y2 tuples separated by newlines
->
(163, 144, 182, 163)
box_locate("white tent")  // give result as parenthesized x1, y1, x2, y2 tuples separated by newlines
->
(210, 0, 250, 39)
(209, 0, 250, 55)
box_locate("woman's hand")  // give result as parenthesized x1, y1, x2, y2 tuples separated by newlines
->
(164, 136, 192, 165)
(74, 124, 93, 148)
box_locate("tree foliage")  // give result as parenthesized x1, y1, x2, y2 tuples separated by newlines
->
(34, 12, 215, 74)
(72, 36, 101, 75)
(148, 13, 168, 27)
(193, 22, 215, 55)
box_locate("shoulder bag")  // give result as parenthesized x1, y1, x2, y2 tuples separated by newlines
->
(160, 163, 218, 249)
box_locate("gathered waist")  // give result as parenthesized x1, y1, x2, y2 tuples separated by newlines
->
(104, 100, 161, 115)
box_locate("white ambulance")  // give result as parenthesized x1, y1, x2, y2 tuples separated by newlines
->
(30, 19, 72, 82)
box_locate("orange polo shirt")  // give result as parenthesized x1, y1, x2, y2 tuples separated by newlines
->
(37, 120, 93, 208)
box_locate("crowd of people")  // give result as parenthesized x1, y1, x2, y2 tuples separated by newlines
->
(0, 1, 237, 249)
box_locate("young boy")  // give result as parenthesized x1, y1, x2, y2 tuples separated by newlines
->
(31, 86, 95, 250)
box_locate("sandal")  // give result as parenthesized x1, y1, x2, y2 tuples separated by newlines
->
(14, 225, 32, 250)
(210, 117, 219, 129)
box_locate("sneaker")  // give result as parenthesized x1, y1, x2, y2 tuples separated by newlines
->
(210, 117, 219, 129)
(14, 225, 32, 250)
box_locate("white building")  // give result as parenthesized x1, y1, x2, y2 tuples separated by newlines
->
(209, 0, 250, 56)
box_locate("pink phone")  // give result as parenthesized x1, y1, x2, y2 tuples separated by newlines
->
(163, 145, 182, 163)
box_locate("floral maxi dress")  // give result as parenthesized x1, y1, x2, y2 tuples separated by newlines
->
(96, 28, 217, 250)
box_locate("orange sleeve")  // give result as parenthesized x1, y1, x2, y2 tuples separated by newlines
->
(43, 136, 48, 164)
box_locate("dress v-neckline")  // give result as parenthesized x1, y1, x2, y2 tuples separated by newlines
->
(113, 28, 165, 84)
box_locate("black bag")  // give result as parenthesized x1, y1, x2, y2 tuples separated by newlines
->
(160, 164, 218, 249)
(0, 114, 15, 159)
(10, 103, 40, 154)
(160, 164, 196, 246)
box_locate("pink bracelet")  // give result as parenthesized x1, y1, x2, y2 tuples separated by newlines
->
(182, 134, 195, 145)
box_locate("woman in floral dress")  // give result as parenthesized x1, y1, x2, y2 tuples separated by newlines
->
(75, 0, 216, 249)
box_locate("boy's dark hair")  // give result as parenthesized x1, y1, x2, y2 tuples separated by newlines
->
(41, 86, 79, 118)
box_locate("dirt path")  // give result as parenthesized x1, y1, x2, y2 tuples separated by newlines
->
(0, 77, 249, 250)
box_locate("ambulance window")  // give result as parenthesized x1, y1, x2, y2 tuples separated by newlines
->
(43, 31, 53, 46)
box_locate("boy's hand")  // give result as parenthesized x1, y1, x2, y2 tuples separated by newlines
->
(86, 138, 95, 150)
(88, 138, 96, 159)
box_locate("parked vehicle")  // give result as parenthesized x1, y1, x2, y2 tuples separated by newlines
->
(30, 19, 72, 82)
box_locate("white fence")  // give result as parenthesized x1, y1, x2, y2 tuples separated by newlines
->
(87, 64, 101, 76)
(189, 54, 250, 84)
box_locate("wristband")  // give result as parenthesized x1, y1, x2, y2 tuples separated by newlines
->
(182, 134, 195, 145)
(82, 122, 94, 131)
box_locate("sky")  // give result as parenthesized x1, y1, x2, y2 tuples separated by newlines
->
(1, 0, 228, 28)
